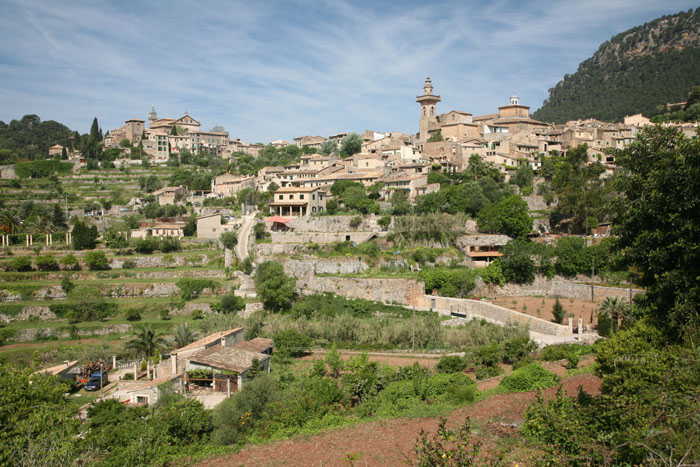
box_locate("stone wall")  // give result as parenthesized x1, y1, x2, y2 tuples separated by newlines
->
(109, 254, 210, 269)
(474, 275, 644, 303)
(255, 243, 309, 257)
(0, 306, 56, 323)
(426, 295, 570, 336)
(297, 276, 426, 308)
(270, 232, 378, 244)
(282, 258, 369, 278)
(288, 215, 384, 232)
(10, 324, 133, 342)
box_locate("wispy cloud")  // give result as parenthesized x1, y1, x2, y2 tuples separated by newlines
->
(0, 0, 696, 142)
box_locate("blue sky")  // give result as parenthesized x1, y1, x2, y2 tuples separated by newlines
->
(0, 0, 697, 143)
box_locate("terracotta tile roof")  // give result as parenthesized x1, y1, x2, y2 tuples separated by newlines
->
(171, 328, 244, 354)
(188, 345, 269, 373)
(232, 338, 274, 353)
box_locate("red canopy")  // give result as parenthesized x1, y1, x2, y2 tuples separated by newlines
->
(264, 215, 292, 223)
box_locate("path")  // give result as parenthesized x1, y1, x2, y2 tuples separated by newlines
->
(235, 211, 257, 262)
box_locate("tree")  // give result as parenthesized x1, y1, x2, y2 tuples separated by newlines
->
(325, 344, 343, 378)
(390, 190, 411, 215)
(51, 204, 66, 228)
(172, 323, 198, 349)
(339, 132, 362, 157)
(220, 293, 245, 314)
(247, 358, 263, 380)
(220, 231, 238, 250)
(68, 285, 115, 321)
(126, 324, 167, 357)
(596, 297, 629, 336)
(255, 261, 296, 312)
(71, 220, 98, 250)
(611, 125, 700, 335)
(498, 239, 536, 284)
(319, 139, 337, 156)
(552, 298, 566, 324)
(477, 195, 532, 238)
(0, 209, 21, 234)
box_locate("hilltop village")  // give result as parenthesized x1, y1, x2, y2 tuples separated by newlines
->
(1, 77, 698, 465)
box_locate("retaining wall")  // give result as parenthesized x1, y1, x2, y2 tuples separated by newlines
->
(288, 215, 384, 232)
(283, 258, 369, 278)
(475, 275, 644, 303)
(426, 295, 570, 336)
(270, 232, 378, 244)
(297, 276, 426, 308)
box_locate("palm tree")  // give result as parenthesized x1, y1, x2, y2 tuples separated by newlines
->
(596, 296, 629, 335)
(0, 209, 21, 234)
(172, 323, 198, 349)
(126, 324, 168, 357)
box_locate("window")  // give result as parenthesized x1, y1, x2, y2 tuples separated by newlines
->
(312, 194, 315, 200)
(278, 195, 283, 200)
(300, 194, 304, 200)
(312, 207, 316, 213)
(290, 195, 294, 200)
(137, 396, 148, 404)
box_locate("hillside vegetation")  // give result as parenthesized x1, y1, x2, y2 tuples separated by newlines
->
(533, 8, 700, 123)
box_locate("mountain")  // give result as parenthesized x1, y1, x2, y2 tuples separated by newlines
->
(533, 9, 700, 123)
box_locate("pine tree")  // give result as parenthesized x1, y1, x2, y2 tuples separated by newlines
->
(247, 358, 263, 380)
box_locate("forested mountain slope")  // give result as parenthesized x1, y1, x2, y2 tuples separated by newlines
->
(533, 8, 700, 123)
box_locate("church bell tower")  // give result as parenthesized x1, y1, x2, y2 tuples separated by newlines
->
(416, 76, 441, 141)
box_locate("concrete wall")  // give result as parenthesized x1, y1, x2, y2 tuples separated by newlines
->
(427, 295, 570, 336)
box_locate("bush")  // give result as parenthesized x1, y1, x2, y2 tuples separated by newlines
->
(597, 314, 612, 337)
(191, 309, 204, 320)
(220, 293, 245, 314)
(474, 365, 502, 380)
(160, 308, 170, 320)
(255, 261, 296, 312)
(8, 256, 32, 272)
(59, 253, 80, 270)
(60, 275, 74, 294)
(133, 237, 160, 254)
(176, 278, 217, 300)
(273, 329, 312, 357)
(349, 216, 362, 228)
(377, 215, 391, 230)
(220, 231, 238, 250)
(539, 344, 579, 361)
(419, 267, 477, 297)
(35, 255, 59, 271)
(436, 355, 467, 374)
(552, 298, 566, 324)
(566, 353, 580, 369)
(159, 237, 181, 253)
(84, 251, 110, 270)
(72, 220, 98, 250)
(122, 259, 136, 269)
(499, 363, 559, 392)
(503, 336, 537, 364)
(125, 308, 142, 321)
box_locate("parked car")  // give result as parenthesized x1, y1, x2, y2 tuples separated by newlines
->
(84, 371, 108, 391)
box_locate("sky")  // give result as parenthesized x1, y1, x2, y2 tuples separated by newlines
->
(0, 0, 697, 143)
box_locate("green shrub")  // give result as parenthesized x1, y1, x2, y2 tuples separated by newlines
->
(436, 355, 467, 374)
(566, 353, 580, 369)
(220, 231, 238, 250)
(122, 259, 136, 269)
(424, 373, 474, 401)
(552, 297, 566, 324)
(503, 336, 537, 364)
(84, 251, 110, 270)
(159, 237, 181, 253)
(159, 308, 170, 320)
(60, 275, 74, 294)
(125, 308, 142, 321)
(220, 293, 245, 314)
(191, 309, 204, 320)
(241, 256, 253, 275)
(377, 215, 391, 230)
(273, 329, 312, 357)
(474, 365, 502, 380)
(59, 254, 80, 270)
(597, 314, 612, 337)
(8, 256, 32, 272)
(35, 255, 59, 271)
(349, 216, 362, 228)
(132, 237, 160, 254)
(499, 363, 559, 392)
(539, 344, 578, 361)
(176, 278, 217, 300)
(419, 267, 477, 297)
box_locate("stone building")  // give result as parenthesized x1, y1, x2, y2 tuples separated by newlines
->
(269, 186, 327, 216)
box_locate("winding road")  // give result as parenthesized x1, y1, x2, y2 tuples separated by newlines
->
(235, 211, 257, 262)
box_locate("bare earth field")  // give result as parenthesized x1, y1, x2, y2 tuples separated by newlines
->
(490, 296, 598, 327)
(199, 362, 600, 467)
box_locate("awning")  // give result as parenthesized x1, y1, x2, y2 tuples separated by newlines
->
(264, 215, 292, 223)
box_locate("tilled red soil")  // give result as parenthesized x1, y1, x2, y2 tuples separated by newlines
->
(198, 372, 601, 467)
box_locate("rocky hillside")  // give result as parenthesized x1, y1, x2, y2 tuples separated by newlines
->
(533, 8, 700, 123)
